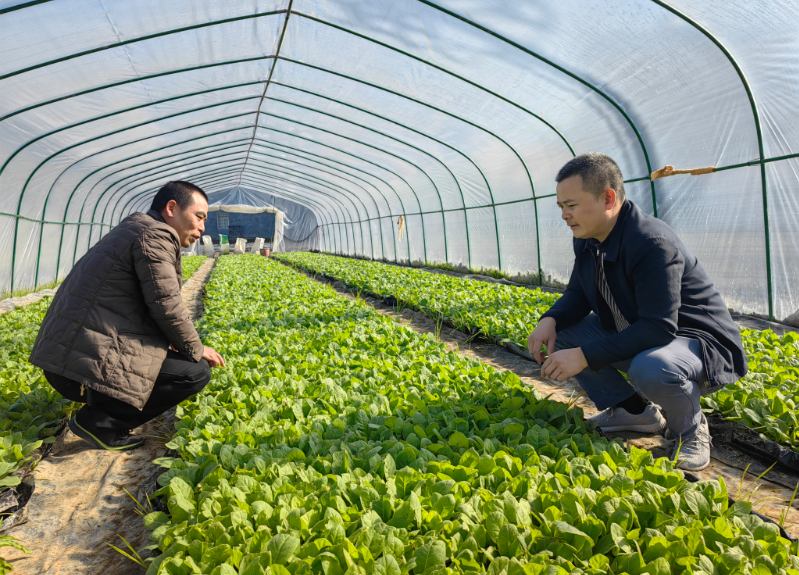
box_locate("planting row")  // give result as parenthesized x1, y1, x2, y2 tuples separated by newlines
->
(274, 252, 799, 455)
(182, 255, 207, 283)
(143, 255, 799, 575)
(702, 330, 799, 450)
(273, 252, 558, 349)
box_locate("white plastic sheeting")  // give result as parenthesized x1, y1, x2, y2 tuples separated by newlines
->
(1, 0, 798, 323)
(208, 187, 280, 213)
(202, 235, 215, 257)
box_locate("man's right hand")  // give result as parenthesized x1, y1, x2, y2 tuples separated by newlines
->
(203, 346, 226, 368)
(528, 317, 557, 364)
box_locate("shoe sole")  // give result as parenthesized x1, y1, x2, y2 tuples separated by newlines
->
(594, 422, 667, 433)
(675, 459, 711, 472)
(68, 418, 144, 451)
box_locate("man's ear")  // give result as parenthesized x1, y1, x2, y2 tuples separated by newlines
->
(163, 199, 178, 218)
(604, 188, 617, 210)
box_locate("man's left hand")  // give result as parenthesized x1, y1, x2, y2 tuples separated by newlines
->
(541, 348, 588, 382)
(203, 346, 226, 368)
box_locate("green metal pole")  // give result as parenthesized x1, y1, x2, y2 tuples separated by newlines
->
(9, 103, 260, 290)
(1, 9, 287, 82)
(650, 0, 774, 319)
(269, 86, 504, 268)
(409, 2, 658, 218)
(62, 130, 254, 271)
(255, 132, 407, 261)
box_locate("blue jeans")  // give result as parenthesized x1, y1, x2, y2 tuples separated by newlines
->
(554, 314, 706, 435)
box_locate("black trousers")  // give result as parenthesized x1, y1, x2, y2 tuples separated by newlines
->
(44, 351, 211, 438)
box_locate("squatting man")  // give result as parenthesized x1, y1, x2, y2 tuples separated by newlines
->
(30, 181, 225, 450)
(528, 153, 747, 471)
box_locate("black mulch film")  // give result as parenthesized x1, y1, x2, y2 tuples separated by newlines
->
(707, 415, 799, 476)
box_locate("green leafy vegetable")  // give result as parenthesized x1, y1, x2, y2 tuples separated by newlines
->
(274, 252, 558, 347)
(143, 255, 799, 575)
(0, 299, 71, 489)
(702, 329, 799, 449)
(277, 252, 799, 455)
(182, 255, 207, 282)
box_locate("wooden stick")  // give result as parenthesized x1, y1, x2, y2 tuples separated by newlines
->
(650, 165, 717, 180)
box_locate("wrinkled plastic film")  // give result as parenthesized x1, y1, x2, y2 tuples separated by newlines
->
(1, 0, 797, 318)
(766, 158, 799, 323)
(495, 201, 538, 279)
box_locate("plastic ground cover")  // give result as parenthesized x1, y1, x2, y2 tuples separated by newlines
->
(0, 257, 215, 574)
(0, 256, 209, 505)
(142, 254, 799, 575)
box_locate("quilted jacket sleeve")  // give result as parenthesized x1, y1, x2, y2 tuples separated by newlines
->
(132, 228, 204, 362)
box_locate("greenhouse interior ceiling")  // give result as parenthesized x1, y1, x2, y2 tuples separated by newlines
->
(1, 0, 798, 323)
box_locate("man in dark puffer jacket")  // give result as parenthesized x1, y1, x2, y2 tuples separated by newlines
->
(30, 181, 225, 450)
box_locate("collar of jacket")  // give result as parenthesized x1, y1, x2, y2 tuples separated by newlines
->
(147, 209, 166, 223)
(582, 200, 634, 263)
(146, 209, 181, 243)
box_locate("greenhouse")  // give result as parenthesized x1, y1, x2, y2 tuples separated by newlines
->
(2, 0, 799, 574)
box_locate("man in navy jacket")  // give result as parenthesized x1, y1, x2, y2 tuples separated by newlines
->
(528, 153, 747, 471)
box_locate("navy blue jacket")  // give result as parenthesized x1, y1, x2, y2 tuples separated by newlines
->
(541, 200, 747, 388)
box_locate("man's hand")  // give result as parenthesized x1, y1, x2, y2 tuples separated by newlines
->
(541, 348, 588, 382)
(528, 317, 557, 363)
(203, 346, 226, 368)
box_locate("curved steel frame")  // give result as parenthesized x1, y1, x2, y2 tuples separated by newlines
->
(0, 0, 782, 318)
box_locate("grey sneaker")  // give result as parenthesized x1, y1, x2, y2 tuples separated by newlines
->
(586, 403, 667, 433)
(671, 414, 711, 471)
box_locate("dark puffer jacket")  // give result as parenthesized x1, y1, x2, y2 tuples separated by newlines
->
(30, 210, 204, 410)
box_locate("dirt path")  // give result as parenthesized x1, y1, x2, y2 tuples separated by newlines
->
(310, 274, 799, 538)
(3, 257, 216, 575)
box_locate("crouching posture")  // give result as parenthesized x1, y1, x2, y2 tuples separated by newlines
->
(528, 153, 747, 471)
(29, 181, 225, 450)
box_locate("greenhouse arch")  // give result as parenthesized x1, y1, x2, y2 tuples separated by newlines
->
(2, 0, 798, 322)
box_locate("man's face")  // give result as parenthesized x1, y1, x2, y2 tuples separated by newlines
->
(162, 193, 208, 248)
(556, 175, 617, 241)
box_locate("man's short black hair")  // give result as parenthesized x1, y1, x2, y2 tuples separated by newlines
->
(555, 152, 626, 203)
(150, 181, 207, 213)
